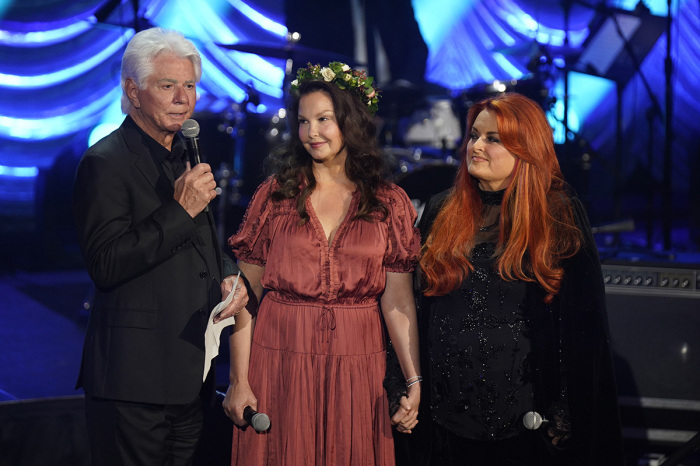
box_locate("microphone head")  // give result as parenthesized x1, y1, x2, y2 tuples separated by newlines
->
(523, 411, 544, 430)
(181, 119, 200, 138)
(250, 412, 271, 432)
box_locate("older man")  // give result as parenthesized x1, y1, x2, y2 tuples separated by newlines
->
(73, 27, 247, 465)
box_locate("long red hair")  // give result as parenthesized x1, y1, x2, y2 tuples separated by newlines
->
(420, 93, 582, 299)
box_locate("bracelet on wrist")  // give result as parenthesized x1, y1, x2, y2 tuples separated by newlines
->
(405, 376, 423, 388)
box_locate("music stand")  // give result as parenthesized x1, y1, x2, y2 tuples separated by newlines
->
(574, 6, 665, 85)
(570, 5, 665, 247)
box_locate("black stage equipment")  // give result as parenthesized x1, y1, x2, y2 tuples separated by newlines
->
(602, 262, 700, 463)
(571, 3, 666, 249)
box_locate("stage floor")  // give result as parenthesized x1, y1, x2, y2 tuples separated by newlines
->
(0, 269, 88, 403)
(0, 268, 234, 465)
(1, 264, 698, 465)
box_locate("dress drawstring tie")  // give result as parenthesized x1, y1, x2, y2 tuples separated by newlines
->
(317, 306, 337, 342)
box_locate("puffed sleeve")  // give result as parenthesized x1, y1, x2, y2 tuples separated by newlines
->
(227, 176, 275, 266)
(382, 184, 421, 273)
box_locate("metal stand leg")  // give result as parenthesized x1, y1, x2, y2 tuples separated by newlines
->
(661, 432, 700, 466)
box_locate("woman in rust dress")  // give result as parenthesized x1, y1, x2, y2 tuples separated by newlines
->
(223, 62, 422, 465)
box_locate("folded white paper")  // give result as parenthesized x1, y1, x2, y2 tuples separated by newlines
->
(203, 271, 240, 382)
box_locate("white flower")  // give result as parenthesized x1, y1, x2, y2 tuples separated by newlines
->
(341, 64, 351, 72)
(291, 79, 299, 87)
(320, 67, 335, 82)
(343, 73, 352, 81)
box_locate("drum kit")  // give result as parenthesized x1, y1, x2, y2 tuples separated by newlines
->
(211, 29, 606, 227)
(212, 36, 466, 227)
(383, 96, 463, 220)
(210, 22, 585, 228)
(387, 146, 460, 221)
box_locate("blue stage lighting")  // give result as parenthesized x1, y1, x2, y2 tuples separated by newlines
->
(228, 0, 287, 37)
(0, 19, 92, 46)
(0, 165, 38, 177)
(0, 86, 121, 140)
(0, 29, 132, 89)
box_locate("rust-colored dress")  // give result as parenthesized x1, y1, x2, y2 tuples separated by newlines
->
(228, 177, 420, 466)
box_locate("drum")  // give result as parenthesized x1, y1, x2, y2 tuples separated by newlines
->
(383, 146, 450, 174)
(394, 159, 459, 223)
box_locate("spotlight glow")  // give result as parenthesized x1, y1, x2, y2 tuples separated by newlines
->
(0, 87, 121, 140)
(0, 19, 93, 46)
(0, 29, 132, 88)
(227, 0, 287, 37)
(0, 165, 38, 177)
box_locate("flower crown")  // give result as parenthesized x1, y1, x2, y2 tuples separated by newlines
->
(290, 61, 380, 116)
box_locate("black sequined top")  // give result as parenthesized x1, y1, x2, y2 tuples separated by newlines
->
(426, 187, 535, 441)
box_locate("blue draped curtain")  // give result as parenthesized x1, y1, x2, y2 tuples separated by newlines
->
(0, 0, 698, 253)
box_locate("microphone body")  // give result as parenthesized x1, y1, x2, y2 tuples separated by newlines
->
(185, 135, 203, 166)
(181, 119, 209, 212)
(244, 406, 271, 433)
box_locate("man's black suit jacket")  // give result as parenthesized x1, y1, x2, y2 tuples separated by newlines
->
(73, 116, 237, 405)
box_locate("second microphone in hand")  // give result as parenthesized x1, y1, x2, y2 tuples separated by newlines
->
(522, 411, 547, 430)
(181, 118, 210, 212)
(244, 406, 271, 433)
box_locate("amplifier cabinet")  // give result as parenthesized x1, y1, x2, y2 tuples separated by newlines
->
(603, 263, 700, 446)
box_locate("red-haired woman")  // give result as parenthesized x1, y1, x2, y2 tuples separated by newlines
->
(390, 92, 624, 465)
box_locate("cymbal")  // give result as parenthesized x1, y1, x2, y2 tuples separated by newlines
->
(492, 40, 581, 59)
(215, 41, 358, 66)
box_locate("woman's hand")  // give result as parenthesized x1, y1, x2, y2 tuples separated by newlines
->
(222, 382, 257, 428)
(547, 403, 572, 447)
(391, 382, 421, 434)
(548, 429, 571, 446)
(215, 274, 249, 323)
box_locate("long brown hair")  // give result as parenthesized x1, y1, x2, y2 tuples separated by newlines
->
(420, 93, 582, 300)
(265, 79, 388, 222)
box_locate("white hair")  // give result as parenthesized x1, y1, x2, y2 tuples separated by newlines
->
(120, 27, 202, 113)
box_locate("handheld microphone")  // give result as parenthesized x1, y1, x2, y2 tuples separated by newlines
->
(243, 406, 271, 433)
(523, 411, 548, 430)
(181, 119, 209, 212)
(181, 119, 202, 164)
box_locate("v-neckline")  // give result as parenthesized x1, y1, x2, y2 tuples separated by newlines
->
(306, 189, 359, 247)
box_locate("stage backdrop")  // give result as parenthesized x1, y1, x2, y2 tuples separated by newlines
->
(0, 0, 698, 269)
